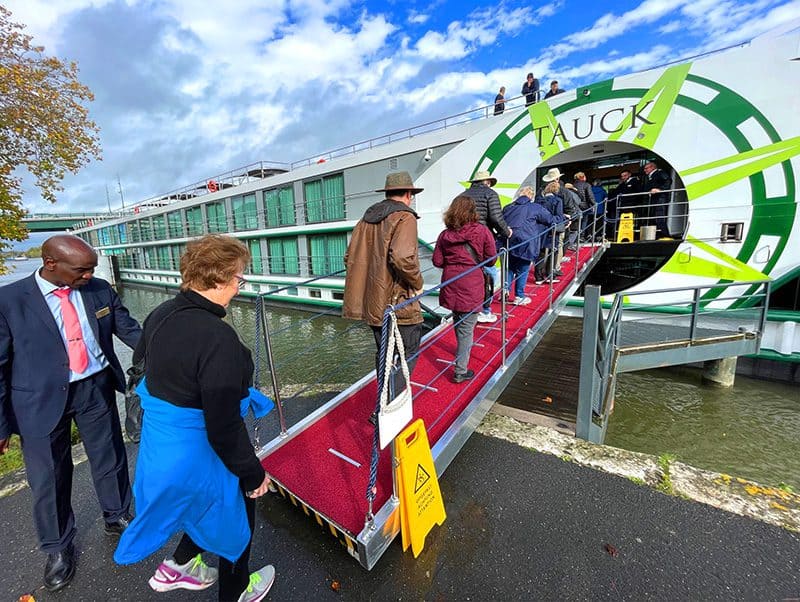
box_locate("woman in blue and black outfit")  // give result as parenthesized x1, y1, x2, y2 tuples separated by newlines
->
(115, 235, 275, 602)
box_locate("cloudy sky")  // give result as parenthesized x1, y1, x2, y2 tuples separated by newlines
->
(6, 0, 800, 215)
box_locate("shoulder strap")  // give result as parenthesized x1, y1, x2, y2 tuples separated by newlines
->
(462, 241, 480, 265)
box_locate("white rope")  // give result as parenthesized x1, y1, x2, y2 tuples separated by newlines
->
(379, 312, 410, 414)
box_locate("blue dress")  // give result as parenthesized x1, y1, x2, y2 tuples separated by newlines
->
(114, 380, 273, 564)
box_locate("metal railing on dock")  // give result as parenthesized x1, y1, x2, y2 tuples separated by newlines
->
(577, 280, 771, 443)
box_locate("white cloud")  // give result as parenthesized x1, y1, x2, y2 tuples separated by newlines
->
(408, 10, 429, 25)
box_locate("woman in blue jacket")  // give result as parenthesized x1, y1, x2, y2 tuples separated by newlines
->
(502, 187, 554, 304)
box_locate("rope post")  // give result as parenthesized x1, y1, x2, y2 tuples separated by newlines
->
(365, 309, 392, 529)
(258, 297, 288, 436)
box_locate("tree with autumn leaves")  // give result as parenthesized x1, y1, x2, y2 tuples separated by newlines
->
(0, 6, 101, 273)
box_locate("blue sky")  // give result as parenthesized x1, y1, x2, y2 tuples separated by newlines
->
(4, 0, 800, 218)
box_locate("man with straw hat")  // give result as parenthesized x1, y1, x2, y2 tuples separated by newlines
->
(343, 171, 424, 405)
(462, 170, 512, 323)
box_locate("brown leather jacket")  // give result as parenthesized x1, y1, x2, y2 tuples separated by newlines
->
(342, 199, 423, 327)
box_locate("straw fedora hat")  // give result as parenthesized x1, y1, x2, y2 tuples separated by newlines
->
(542, 167, 563, 182)
(375, 171, 424, 194)
(468, 170, 498, 186)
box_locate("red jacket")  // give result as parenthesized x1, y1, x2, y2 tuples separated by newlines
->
(432, 222, 496, 313)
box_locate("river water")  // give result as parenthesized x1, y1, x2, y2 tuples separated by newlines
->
(3, 262, 798, 490)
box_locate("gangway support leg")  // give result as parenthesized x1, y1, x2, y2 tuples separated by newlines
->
(701, 356, 737, 388)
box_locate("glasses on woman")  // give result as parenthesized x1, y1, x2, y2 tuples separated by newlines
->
(234, 274, 246, 289)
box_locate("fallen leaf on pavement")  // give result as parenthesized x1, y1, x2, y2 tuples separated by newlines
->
(604, 543, 619, 558)
(330, 580, 341, 592)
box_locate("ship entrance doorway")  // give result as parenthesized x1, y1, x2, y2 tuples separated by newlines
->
(521, 141, 688, 295)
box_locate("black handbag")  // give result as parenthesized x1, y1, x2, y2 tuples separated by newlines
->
(124, 306, 190, 443)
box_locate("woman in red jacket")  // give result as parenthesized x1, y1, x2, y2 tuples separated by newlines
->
(432, 196, 496, 383)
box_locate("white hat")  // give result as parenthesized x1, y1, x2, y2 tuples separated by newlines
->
(541, 167, 563, 182)
(468, 170, 498, 186)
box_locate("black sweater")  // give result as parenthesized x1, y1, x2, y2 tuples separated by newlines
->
(133, 290, 264, 492)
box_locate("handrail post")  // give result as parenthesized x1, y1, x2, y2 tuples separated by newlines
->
(548, 229, 556, 310)
(575, 211, 582, 279)
(577, 285, 602, 442)
(689, 287, 701, 342)
(500, 249, 507, 367)
(260, 302, 288, 436)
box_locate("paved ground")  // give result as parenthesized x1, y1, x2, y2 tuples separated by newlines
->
(1, 433, 799, 601)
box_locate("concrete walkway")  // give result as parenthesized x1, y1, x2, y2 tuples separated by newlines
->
(1, 431, 798, 601)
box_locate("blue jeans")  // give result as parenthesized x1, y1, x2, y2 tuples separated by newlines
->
(505, 256, 531, 298)
(482, 265, 497, 313)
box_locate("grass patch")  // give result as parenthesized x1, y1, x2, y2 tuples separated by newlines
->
(0, 422, 82, 478)
(627, 476, 646, 486)
(657, 453, 677, 494)
(0, 435, 23, 475)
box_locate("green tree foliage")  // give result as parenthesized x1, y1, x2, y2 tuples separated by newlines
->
(0, 6, 101, 273)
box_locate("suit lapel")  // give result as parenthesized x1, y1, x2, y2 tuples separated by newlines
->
(22, 273, 62, 341)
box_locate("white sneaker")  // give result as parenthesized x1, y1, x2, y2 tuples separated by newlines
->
(512, 296, 532, 305)
(148, 554, 218, 592)
(476, 312, 498, 323)
(237, 565, 276, 602)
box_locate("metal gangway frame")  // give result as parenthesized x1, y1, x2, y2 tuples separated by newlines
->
(253, 209, 608, 570)
(576, 280, 772, 444)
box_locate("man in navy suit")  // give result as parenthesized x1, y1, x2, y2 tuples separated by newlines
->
(0, 235, 141, 592)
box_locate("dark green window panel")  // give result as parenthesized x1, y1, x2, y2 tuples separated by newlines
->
(304, 173, 345, 223)
(207, 202, 228, 233)
(267, 237, 299, 275)
(265, 186, 296, 227)
(308, 233, 347, 275)
(233, 194, 258, 231)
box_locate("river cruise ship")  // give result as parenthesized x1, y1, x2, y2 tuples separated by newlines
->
(72, 22, 800, 360)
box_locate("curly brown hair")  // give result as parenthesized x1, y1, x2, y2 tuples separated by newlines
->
(443, 195, 479, 230)
(179, 234, 250, 292)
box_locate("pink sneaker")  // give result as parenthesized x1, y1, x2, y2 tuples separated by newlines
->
(148, 554, 217, 592)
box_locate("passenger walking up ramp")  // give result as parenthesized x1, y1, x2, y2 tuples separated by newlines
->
(257, 240, 606, 570)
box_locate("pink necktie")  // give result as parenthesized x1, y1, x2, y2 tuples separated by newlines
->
(53, 288, 89, 374)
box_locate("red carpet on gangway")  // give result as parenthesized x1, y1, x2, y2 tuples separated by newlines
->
(262, 246, 598, 536)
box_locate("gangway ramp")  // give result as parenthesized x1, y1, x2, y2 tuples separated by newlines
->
(258, 243, 606, 569)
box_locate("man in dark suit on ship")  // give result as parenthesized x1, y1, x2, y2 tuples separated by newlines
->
(0, 235, 141, 592)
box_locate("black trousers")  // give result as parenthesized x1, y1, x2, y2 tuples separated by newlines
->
(371, 323, 421, 399)
(20, 368, 131, 552)
(173, 486, 255, 601)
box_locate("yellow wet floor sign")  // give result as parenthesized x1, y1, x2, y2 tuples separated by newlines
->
(394, 419, 446, 557)
(617, 212, 634, 243)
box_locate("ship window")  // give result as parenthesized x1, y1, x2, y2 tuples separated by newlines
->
(233, 193, 259, 231)
(720, 222, 743, 242)
(167, 211, 183, 238)
(304, 173, 345, 223)
(152, 215, 167, 240)
(389, 158, 398, 170)
(117, 224, 128, 244)
(287, 287, 299, 296)
(268, 237, 300, 275)
(206, 202, 228, 233)
(129, 221, 141, 243)
(247, 239, 263, 274)
(186, 207, 204, 236)
(309, 289, 322, 298)
(265, 186, 296, 227)
(308, 233, 347, 276)
(332, 291, 344, 301)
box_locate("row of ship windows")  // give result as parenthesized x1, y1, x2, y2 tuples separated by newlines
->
(105, 233, 349, 278)
(88, 174, 346, 246)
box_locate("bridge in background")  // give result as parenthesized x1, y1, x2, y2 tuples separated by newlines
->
(21, 212, 115, 233)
